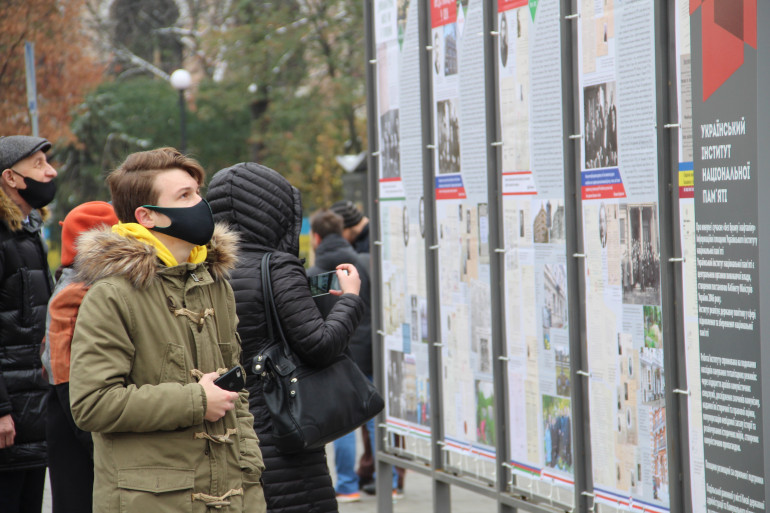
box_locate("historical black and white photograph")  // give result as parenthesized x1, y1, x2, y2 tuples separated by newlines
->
(387, 350, 405, 418)
(543, 263, 568, 330)
(599, 202, 608, 248)
(443, 23, 458, 76)
(437, 99, 461, 174)
(583, 81, 618, 169)
(380, 108, 400, 178)
(619, 203, 661, 305)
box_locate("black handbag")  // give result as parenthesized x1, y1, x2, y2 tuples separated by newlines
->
(253, 252, 384, 454)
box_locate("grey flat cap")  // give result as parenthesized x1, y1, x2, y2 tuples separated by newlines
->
(0, 136, 52, 171)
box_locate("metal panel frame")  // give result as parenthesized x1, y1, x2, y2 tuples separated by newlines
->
(560, 0, 593, 511)
(362, 1, 692, 512)
(654, 1, 688, 512)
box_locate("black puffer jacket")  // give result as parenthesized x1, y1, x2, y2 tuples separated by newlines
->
(308, 234, 372, 376)
(207, 162, 364, 513)
(0, 191, 52, 471)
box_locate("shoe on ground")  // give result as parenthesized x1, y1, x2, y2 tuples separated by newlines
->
(392, 488, 405, 500)
(362, 482, 376, 495)
(336, 492, 361, 503)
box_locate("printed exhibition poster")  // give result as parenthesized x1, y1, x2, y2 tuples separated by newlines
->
(375, 0, 432, 460)
(432, 0, 495, 479)
(691, 2, 766, 513)
(497, 0, 575, 504)
(577, 0, 669, 510)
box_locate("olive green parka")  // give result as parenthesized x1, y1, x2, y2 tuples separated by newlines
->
(69, 224, 266, 513)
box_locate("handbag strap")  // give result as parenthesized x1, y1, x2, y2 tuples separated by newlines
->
(260, 252, 292, 359)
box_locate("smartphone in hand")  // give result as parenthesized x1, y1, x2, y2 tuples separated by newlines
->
(308, 270, 341, 297)
(214, 366, 245, 392)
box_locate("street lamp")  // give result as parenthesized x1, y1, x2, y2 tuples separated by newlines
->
(170, 68, 192, 154)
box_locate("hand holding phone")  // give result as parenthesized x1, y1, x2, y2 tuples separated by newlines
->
(308, 270, 341, 297)
(214, 366, 245, 392)
(333, 264, 360, 296)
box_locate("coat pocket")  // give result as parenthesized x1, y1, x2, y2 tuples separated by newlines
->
(158, 343, 187, 384)
(117, 467, 194, 513)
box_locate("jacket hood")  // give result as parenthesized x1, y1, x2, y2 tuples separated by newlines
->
(74, 223, 238, 288)
(0, 185, 49, 232)
(206, 162, 302, 256)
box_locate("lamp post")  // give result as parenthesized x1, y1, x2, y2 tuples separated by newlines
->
(170, 69, 192, 154)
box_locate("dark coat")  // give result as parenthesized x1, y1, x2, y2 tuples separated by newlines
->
(208, 162, 364, 513)
(0, 191, 52, 471)
(352, 222, 370, 254)
(308, 233, 372, 376)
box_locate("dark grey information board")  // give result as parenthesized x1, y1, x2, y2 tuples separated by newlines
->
(691, 5, 764, 513)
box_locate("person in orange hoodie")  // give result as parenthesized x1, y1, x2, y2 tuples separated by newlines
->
(41, 201, 118, 513)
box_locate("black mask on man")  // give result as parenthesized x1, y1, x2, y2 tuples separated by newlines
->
(11, 169, 57, 209)
(143, 198, 215, 246)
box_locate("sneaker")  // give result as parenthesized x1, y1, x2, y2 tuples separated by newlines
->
(336, 492, 361, 503)
(392, 488, 405, 500)
(361, 482, 376, 495)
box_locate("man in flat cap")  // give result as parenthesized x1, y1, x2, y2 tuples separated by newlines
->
(0, 135, 58, 513)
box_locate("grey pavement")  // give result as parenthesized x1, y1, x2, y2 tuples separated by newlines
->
(42, 437, 497, 513)
(327, 437, 498, 513)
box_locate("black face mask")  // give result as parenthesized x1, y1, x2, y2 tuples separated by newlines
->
(11, 169, 57, 209)
(143, 198, 215, 246)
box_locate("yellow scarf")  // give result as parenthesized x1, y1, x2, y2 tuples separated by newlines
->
(112, 223, 208, 267)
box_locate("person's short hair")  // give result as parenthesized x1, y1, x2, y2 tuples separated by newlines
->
(107, 147, 205, 223)
(310, 209, 344, 240)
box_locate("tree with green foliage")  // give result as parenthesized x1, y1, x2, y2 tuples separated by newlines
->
(48, 0, 368, 256)
(209, 0, 367, 210)
(49, 76, 251, 247)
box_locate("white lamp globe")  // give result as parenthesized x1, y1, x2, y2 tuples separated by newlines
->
(170, 69, 192, 91)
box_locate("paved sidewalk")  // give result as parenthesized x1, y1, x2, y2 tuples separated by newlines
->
(332, 470, 497, 513)
(327, 440, 497, 513)
(42, 441, 498, 513)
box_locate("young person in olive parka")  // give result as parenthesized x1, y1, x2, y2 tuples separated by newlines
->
(0, 135, 58, 513)
(69, 148, 266, 513)
(207, 162, 365, 513)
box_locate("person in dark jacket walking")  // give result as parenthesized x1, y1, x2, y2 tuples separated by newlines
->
(307, 210, 372, 503)
(207, 162, 365, 513)
(0, 135, 58, 513)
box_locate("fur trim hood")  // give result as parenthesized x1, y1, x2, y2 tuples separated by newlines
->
(74, 223, 238, 288)
(0, 185, 50, 232)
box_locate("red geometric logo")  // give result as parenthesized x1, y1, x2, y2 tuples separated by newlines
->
(690, 0, 757, 101)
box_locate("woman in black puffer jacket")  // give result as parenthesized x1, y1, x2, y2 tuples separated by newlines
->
(207, 162, 364, 513)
